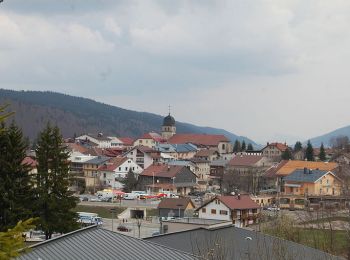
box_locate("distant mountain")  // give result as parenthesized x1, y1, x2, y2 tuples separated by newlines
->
(0, 89, 257, 146)
(309, 125, 350, 147)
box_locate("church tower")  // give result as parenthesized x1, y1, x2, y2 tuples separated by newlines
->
(161, 109, 176, 140)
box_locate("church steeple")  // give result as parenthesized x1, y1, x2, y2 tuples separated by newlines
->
(161, 107, 176, 140)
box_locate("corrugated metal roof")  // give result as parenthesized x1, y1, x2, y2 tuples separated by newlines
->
(145, 226, 343, 260)
(18, 226, 198, 260)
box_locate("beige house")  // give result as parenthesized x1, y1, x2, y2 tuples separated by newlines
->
(283, 169, 343, 196)
(261, 142, 288, 161)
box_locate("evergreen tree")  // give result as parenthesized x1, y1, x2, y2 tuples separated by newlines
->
(319, 143, 326, 161)
(121, 169, 138, 193)
(247, 143, 254, 150)
(0, 218, 36, 260)
(305, 140, 314, 161)
(0, 123, 34, 231)
(241, 141, 246, 152)
(281, 148, 293, 160)
(34, 124, 78, 239)
(294, 141, 303, 152)
(233, 140, 241, 153)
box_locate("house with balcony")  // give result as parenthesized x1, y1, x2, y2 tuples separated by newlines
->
(283, 169, 343, 196)
(97, 157, 143, 189)
(124, 146, 161, 169)
(196, 195, 260, 227)
(138, 164, 197, 195)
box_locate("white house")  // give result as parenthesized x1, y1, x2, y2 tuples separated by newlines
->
(196, 195, 260, 227)
(98, 158, 143, 188)
(76, 134, 124, 149)
(124, 146, 160, 169)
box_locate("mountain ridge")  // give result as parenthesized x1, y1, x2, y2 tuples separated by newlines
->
(0, 89, 257, 146)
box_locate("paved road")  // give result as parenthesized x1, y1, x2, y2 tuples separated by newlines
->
(79, 199, 160, 208)
(102, 218, 160, 238)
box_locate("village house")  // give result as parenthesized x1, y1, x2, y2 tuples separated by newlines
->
(227, 154, 270, 174)
(283, 169, 343, 196)
(157, 198, 195, 218)
(196, 195, 261, 227)
(138, 164, 197, 195)
(168, 133, 233, 155)
(190, 158, 211, 190)
(75, 133, 125, 149)
(82, 156, 111, 190)
(156, 143, 198, 160)
(133, 132, 165, 148)
(261, 142, 289, 161)
(194, 149, 220, 162)
(22, 156, 38, 176)
(97, 157, 143, 189)
(124, 146, 161, 169)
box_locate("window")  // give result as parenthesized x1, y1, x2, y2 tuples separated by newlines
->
(130, 152, 133, 155)
(202, 208, 206, 213)
(119, 167, 121, 171)
(132, 167, 135, 171)
(125, 167, 128, 171)
(211, 209, 217, 214)
(220, 210, 228, 215)
(103, 173, 106, 178)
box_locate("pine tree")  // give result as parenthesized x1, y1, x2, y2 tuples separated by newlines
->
(305, 140, 314, 161)
(319, 143, 326, 161)
(0, 218, 36, 260)
(247, 143, 254, 150)
(294, 141, 303, 152)
(233, 140, 241, 153)
(241, 141, 246, 152)
(34, 124, 78, 239)
(281, 148, 293, 160)
(122, 169, 138, 193)
(0, 123, 34, 231)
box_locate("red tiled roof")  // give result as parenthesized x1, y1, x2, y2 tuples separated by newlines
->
(66, 143, 89, 154)
(119, 137, 134, 146)
(219, 195, 260, 210)
(228, 155, 263, 167)
(198, 195, 260, 211)
(168, 134, 229, 146)
(141, 164, 184, 178)
(158, 198, 194, 210)
(97, 157, 128, 171)
(139, 132, 165, 142)
(264, 160, 288, 178)
(22, 157, 38, 168)
(263, 142, 288, 152)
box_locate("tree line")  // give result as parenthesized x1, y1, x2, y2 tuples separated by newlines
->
(0, 104, 78, 259)
(281, 140, 327, 161)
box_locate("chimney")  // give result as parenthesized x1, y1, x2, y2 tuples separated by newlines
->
(237, 194, 241, 200)
(168, 165, 170, 171)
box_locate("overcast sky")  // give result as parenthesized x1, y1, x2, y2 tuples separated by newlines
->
(1, 0, 350, 144)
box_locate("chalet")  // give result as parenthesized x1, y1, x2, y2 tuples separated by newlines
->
(158, 198, 195, 218)
(196, 195, 260, 227)
(261, 142, 288, 161)
(133, 132, 165, 148)
(194, 149, 220, 162)
(138, 164, 197, 195)
(283, 169, 343, 196)
(98, 158, 142, 188)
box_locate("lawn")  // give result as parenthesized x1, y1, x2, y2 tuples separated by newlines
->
(73, 205, 126, 218)
(264, 227, 349, 257)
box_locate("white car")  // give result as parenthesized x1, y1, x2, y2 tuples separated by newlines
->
(266, 206, 280, 211)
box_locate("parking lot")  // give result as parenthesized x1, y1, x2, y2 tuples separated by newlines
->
(102, 218, 160, 238)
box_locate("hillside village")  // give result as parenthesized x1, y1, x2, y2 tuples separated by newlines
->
(18, 112, 350, 259)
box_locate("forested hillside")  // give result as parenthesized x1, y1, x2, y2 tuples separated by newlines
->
(0, 89, 257, 145)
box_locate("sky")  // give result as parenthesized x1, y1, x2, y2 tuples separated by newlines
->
(1, 0, 350, 144)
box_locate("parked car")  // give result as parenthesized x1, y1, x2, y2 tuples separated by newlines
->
(90, 197, 102, 202)
(79, 197, 89, 202)
(117, 225, 131, 232)
(266, 206, 280, 211)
